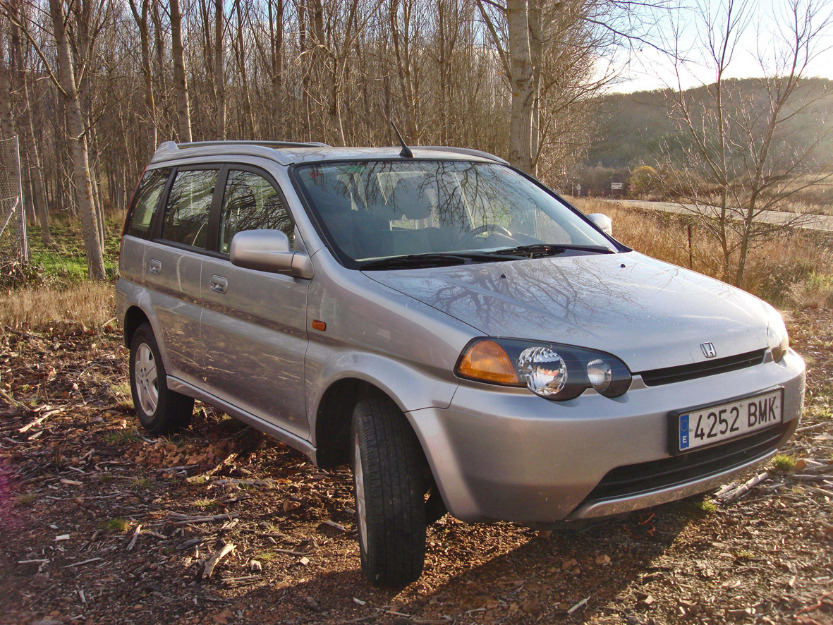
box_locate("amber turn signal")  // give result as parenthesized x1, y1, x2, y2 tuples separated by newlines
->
(456, 339, 520, 385)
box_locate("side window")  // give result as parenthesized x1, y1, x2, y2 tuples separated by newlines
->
(219, 170, 294, 254)
(126, 168, 170, 239)
(162, 169, 219, 249)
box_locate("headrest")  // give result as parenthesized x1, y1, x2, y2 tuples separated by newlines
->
(389, 177, 433, 220)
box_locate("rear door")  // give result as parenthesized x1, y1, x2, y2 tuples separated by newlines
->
(199, 166, 311, 439)
(144, 166, 220, 387)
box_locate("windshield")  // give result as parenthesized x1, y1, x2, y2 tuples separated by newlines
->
(294, 160, 616, 266)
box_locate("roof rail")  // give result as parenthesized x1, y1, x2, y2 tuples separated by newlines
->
(414, 146, 509, 165)
(152, 139, 331, 162)
(177, 140, 331, 149)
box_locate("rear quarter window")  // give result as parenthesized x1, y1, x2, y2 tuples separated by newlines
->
(125, 168, 171, 239)
(161, 169, 219, 249)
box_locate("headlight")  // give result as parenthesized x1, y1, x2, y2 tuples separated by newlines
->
(766, 310, 789, 363)
(455, 338, 632, 400)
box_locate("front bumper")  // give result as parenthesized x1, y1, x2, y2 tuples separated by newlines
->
(409, 349, 805, 523)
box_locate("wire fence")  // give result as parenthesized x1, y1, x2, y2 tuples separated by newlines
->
(0, 135, 29, 262)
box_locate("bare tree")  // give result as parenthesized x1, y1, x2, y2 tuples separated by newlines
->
(662, 0, 833, 285)
(171, 0, 193, 142)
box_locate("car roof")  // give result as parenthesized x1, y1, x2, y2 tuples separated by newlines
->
(150, 141, 508, 167)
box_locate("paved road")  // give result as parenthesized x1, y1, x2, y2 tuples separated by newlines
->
(593, 198, 833, 234)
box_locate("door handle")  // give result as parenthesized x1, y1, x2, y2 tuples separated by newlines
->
(148, 259, 161, 275)
(210, 275, 228, 294)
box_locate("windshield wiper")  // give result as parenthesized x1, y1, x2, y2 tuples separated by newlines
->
(360, 251, 518, 270)
(493, 244, 615, 258)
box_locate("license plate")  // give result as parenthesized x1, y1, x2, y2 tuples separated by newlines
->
(674, 388, 783, 452)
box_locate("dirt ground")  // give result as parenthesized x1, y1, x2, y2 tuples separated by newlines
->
(0, 310, 831, 625)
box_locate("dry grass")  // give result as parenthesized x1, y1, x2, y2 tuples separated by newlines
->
(575, 198, 833, 308)
(0, 282, 115, 329)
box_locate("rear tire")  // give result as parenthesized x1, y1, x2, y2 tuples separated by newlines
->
(129, 323, 194, 435)
(351, 394, 426, 586)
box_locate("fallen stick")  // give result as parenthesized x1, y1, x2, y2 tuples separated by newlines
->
(187, 453, 238, 483)
(202, 543, 235, 579)
(273, 548, 308, 557)
(170, 512, 238, 525)
(0, 388, 23, 408)
(19, 408, 64, 433)
(568, 596, 590, 615)
(805, 486, 833, 498)
(127, 524, 142, 551)
(155, 464, 199, 473)
(176, 537, 204, 551)
(322, 520, 348, 532)
(719, 471, 771, 504)
(795, 422, 830, 434)
(65, 557, 104, 568)
(802, 464, 833, 475)
(211, 478, 274, 487)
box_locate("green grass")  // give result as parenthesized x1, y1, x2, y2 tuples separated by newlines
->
(772, 454, 798, 473)
(103, 428, 140, 446)
(255, 551, 278, 563)
(193, 498, 218, 510)
(131, 477, 151, 489)
(14, 215, 121, 288)
(14, 493, 38, 506)
(100, 517, 130, 533)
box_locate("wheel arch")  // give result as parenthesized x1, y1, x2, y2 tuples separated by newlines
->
(314, 378, 392, 468)
(123, 305, 151, 348)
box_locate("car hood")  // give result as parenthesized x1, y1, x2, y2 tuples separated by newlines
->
(363, 251, 770, 373)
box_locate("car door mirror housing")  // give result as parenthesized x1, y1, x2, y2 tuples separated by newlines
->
(587, 213, 612, 236)
(229, 230, 314, 279)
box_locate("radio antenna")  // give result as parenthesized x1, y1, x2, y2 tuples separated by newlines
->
(390, 121, 414, 159)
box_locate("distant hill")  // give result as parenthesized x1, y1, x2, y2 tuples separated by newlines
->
(584, 78, 833, 171)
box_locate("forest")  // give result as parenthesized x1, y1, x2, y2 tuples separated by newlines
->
(0, 0, 618, 264)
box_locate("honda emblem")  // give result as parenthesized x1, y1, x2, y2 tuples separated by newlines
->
(701, 342, 717, 358)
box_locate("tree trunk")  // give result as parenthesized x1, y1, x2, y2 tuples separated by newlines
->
(170, 0, 193, 142)
(215, 0, 226, 140)
(48, 0, 106, 279)
(528, 0, 542, 175)
(129, 0, 158, 149)
(506, 0, 534, 173)
(12, 14, 52, 243)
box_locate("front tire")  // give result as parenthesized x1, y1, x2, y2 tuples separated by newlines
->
(352, 395, 426, 586)
(129, 323, 194, 435)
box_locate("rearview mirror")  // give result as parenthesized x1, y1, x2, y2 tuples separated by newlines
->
(587, 213, 612, 236)
(230, 230, 313, 279)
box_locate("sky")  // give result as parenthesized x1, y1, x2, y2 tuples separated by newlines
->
(602, 0, 833, 93)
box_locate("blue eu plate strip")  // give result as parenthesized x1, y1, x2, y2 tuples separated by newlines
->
(679, 414, 690, 450)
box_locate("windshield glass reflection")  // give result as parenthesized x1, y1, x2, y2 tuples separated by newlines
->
(295, 161, 615, 265)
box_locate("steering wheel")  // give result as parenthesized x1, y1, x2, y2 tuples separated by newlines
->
(457, 223, 513, 246)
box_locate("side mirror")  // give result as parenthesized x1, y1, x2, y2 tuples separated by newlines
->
(229, 230, 314, 279)
(587, 213, 612, 236)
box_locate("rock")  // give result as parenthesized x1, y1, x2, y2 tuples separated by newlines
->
(249, 559, 262, 572)
(520, 598, 544, 617)
(213, 608, 234, 624)
(595, 554, 612, 566)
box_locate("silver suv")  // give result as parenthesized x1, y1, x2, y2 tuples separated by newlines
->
(117, 140, 805, 586)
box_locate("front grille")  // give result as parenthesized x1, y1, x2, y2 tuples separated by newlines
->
(584, 422, 789, 502)
(638, 349, 767, 386)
